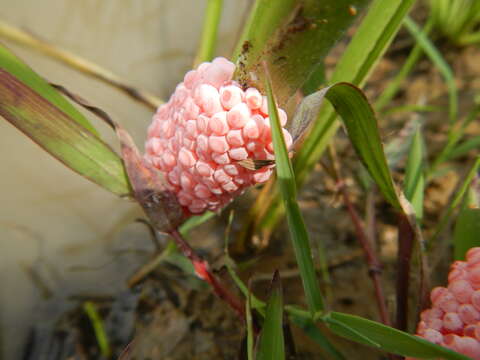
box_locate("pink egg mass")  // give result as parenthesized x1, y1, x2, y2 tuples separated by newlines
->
(144, 57, 292, 215)
(409, 247, 480, 359)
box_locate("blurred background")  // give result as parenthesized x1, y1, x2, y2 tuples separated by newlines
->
(0, 1, 248, 358)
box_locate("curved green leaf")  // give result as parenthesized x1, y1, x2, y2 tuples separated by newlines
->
(324, 312, 471, 359)
(0, 69, 130, 196)
(0, 43, 98, 134)
(324, 83, 400, 209)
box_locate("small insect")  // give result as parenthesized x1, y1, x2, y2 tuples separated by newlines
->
(238, 158, 276, 170)
(238, 88, 326, 171)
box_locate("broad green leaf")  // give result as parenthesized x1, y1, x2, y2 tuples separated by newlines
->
(324, 83, 400, 209)
(454, 201, 480, 260)
(0, 43, 98, 134)
(404, 124, 425, 222)
(255, 273, 285, 360)
(247, 0, 415, 239)
(233, 0, 370, 105)
(324, 312, 470, 359)
(290, 316, 345, 360)
(0, 69, 130, 196)
(266, 70, 324, 314)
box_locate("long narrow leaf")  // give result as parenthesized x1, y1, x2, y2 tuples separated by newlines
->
(290, 316, 346, 360)
(403, 16, 458, 123)
(430, 157, 480, 245)
(404, 124, 425, 221)
(265, 67, 324, 314)
(255, 272, 285, 360)
(0, 43, 98, 134)
(0, 69, 130, 196)
(324, 312, 470, 359)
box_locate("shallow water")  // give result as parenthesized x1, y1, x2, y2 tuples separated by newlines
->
(0, 1, 248, 358)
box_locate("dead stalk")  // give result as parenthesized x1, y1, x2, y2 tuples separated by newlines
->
(0, 20, 163, 110)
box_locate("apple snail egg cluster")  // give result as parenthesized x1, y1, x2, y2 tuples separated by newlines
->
(144, 57, 292, 214)
(410, 247, 480, 359)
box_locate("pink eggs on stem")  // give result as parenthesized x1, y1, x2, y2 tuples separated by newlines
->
(409, 247, 480, 359)
(144, 57, 292, 215)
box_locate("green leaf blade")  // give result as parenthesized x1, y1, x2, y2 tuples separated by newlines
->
(0, 69, 130, 196)
(324, 83, 400, 209)
(324, 312, 471, 359)
(404, 124, 425, 221)
(256, 273, 285, 360)
(0, 43, 98, 135)
(265, 69, 324, 314)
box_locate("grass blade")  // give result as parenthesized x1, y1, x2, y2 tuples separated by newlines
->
(446, 135, 480, 161)
(0, 69, 130, 196)
(255, 272, 285, 360)
(403, 16, 458, 123)
(404, 124, 425, 222)
(324, 312, 470, 359)
(290, 315, 346, 360)
(246, 287, 255, 360)
(0, 43, 98, 134)
(265, 66, 324, 314)
(83, 301, 111, 358)
(430, 157, 480, 245)
(375, 18, 434, 112)
(194, 0, 223, 66)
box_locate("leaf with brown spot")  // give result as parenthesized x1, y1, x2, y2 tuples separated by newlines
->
(0, 69, 131, 196)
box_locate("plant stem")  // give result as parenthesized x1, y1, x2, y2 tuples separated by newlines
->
(327, 146, 390, 325)
(395, 213, 415, 331)
(341, 183, 390, 326)
(0, 19, 163, 110)
(169, 228, 245, 318)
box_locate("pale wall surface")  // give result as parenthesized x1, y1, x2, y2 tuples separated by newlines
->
(0, 1, 248, 358)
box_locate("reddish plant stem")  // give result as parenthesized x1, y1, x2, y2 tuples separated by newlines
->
(395, 213, 415, 332)
(338, 181, 391, 326)
(169, 228, 245, 319)
(327, 145, 390, 325)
